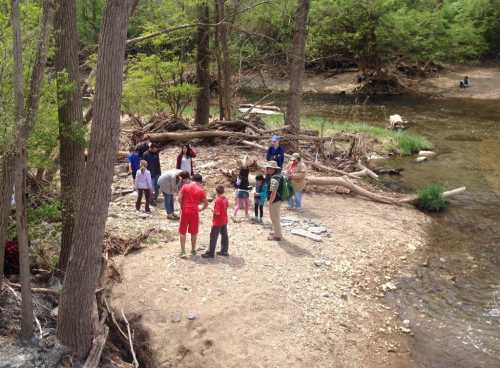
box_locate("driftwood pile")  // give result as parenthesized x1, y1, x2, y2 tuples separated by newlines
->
(123, 113, 466, 208)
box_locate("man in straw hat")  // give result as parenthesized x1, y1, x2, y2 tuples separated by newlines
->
(263, 160, 283, 241)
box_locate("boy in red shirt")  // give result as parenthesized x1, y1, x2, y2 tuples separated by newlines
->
(202, 185, 229, 258)
(178, 174, 208, 258)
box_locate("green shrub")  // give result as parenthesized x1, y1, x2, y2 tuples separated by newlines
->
(28, 201, 62, 224)
(417, 184, 448, 212)
(394, 132, 432, 155)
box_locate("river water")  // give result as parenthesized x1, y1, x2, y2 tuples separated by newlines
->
(298, 94, 500, 367)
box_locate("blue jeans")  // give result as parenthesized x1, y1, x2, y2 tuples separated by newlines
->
(164, 193, 174, 214)
(288, 191, 303, 209)
(152, 175, 160, 200)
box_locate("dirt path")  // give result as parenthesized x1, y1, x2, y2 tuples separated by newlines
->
(108, 148, 430, 368)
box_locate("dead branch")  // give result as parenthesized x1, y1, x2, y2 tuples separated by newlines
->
(7, 281, 59, 297)
(82, 325, 109, 368)
(121, 309, 139, 368)
(240, 92, 275, 119)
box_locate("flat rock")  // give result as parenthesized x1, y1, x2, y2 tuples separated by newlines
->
(308, 226, 327, 235)
(291, 229, 322, 242)
(415, 156, 427, 163)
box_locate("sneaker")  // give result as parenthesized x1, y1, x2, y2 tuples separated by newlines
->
(180, 252, 187, 259)
(201, 253, 214, 258)
(216, 251, 229, 257)
(191, 249, 197, 256)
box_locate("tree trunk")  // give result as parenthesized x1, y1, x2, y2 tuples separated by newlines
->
(216, 0, 231, 120)
(285, 0, 310, 133)
(0, 153, 15, 289)
(194, 2, 210, 126)
(12, 0, 54, 340)
(54, 0, 85, 273)
(57, 0, 129, 358)
(214, 0, 224, 120)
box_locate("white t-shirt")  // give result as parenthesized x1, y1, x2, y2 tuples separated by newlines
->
(180, 155, 192, 174)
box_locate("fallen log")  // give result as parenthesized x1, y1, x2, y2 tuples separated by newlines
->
(306, 176, 397, 204)
(147, 130, 262, 143)
(398, 186, 466, 204)
(241, 140, 366, 179)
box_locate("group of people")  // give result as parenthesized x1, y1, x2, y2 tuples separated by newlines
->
(126, 134, 307, 258)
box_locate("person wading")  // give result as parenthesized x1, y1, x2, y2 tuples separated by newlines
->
(264, 161, 283, 241)
(178, 173, 208, 258)
(157, 169, 190, 220)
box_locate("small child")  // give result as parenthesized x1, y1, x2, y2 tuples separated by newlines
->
(202, 185, 229, 258)
(134, 160, 153, 213)
(127, 146, 140, 183)
(233, 157, 251, 219)
(253, 174, 267, 223)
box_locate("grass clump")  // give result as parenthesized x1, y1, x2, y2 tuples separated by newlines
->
(416, 184, 448, 212)
(261, 114, 432, 156)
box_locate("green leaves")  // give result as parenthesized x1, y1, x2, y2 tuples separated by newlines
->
(123, 54, 199, 118)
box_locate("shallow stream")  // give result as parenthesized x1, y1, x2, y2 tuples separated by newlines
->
(301, 94, 500, 367)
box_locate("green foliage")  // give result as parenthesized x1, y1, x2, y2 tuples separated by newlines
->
(417, 184, 448, 212)
(262, 115, 432, 156)
(28, 201, 62, 225)
(123, 54, 199, 118)
(393, 132, 432, 155)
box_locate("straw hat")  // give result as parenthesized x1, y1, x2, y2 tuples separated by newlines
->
(291, 152, 301, 160)
(261, 160, 280, 169)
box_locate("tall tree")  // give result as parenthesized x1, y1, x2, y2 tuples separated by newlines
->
(194, 1, 210, 126)
(285, 0, 310, 133)
(57, 0, 130, 357)
(12, 0, 55, 340)
(215, 0, 232, 120)
(54, 0, 85, 273)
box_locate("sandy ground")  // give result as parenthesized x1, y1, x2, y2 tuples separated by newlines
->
(242, 65, 500, 99)
(109, 147, 431, 368)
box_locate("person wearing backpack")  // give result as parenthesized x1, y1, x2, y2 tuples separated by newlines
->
(285, 152, 307, 211)
(264, 160, 284, 241)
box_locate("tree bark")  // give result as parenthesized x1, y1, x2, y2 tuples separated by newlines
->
(54, 0, 85, 273)
(216, 0, 232, 120)
(57, 0, 130, 357)
(285, 0, 310, 133)
(194, 2, 210, 126)
(0, 153, 15, 289)
(12, 0, 54, 340)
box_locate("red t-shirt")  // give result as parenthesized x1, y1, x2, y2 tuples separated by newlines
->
(180, 182, 207, 212)
(212, 196, 229, 226)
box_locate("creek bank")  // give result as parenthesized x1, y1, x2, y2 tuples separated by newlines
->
(109, 145, 431, 368)
(241, 65, 500, 100)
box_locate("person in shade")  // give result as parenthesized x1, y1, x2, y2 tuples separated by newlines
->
(178, 174, 208, 258)
(176, 143, 197, 176)
(285, 152, 307, 211)
(263, 160, 283, 241)
(134, 136, 151, 159)
(134, 160, 153, 213)
(143, 143, 162, 204)
(202, 185, 229, 258)
(266, 135, 285, 168)
(127, 146, 141, 182)
(157, 169, 190, 219)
